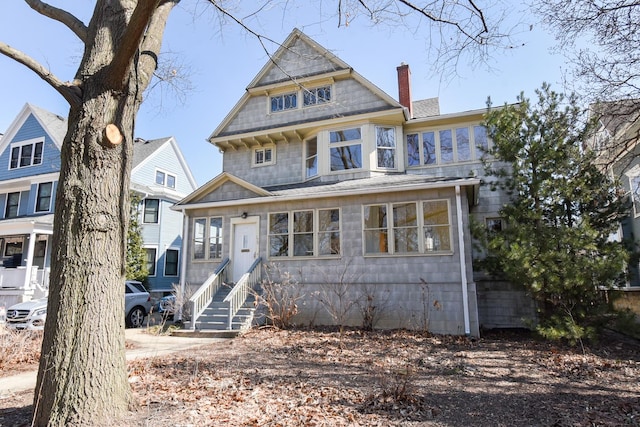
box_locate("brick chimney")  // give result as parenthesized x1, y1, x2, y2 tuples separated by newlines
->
(397, 63, 413, 118)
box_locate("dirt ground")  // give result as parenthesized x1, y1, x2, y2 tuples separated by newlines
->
(1, 327, 639, 426)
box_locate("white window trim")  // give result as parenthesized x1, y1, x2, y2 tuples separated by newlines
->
(4, 191, 21, 218)
(155, 168, 177, 189)
(142, 198, 160, 224)
(362, 199, 453, 256)
(164, 247, 180, 277)
(144, 246, 158, 277)
(625, 165, 640, 218)
(269, 91, 298, 113)
(267, 208, 342, 259)
(192, 216, 224, 261)
(328, 127, 363, 173)
(252, 146, 276, 167)
(9, 137, 45, 170)
(406, 124, 490, 168)
(35, 182, 53, 213)
(302, 84, 333, 107)
(304, 137, 319, 180)
(375, 126, 398, 171)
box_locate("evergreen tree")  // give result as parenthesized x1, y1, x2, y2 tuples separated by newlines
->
(126, 192, 148, 283)
(479, 83, 629, 342)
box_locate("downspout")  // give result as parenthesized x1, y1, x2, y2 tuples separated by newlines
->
(455, 185, 471, 335)
(177, 209, 188, 323)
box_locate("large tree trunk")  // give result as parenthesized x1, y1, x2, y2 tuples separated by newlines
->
(33, 90, 139, 426)
(32, 2, 152, 424)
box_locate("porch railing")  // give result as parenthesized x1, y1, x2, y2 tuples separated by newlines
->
(188, 258, 230, 330)
(223, 257, 262, 330)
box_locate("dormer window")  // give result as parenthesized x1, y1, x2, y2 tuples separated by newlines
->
(155, 170, 176, 188)
(10, 139, 43, 169)
(271, 92, 297, 112)
(253, 146, 275, 167)
(303, 86, 331, 106)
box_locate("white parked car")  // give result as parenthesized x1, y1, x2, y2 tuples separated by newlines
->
(5, 280, 152, 330)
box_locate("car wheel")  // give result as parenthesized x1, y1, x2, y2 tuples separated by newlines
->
(127, 307, 145, 328)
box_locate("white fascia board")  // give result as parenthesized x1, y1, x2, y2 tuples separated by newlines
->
(172, 178, 481, 211)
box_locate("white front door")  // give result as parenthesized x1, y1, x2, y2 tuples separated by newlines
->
(232, 221, 258, 282)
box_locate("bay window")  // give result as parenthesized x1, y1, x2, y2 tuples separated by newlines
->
(330, 128, 362, 171)
(376, 126, 396, 169)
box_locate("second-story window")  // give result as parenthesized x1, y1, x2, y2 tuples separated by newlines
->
(143, 198, 159, 223)
(270, 92, 297, 112)
(305, 137, 318, 179)
(329, 128, 362, 172)
(155, 170, 176, 189)
(376, 126, 396, 169)
(5, 192, 20, 218)
(10, 140, 43, 169)
(36, 182, 53, 212)
(407, 125, 488, 167)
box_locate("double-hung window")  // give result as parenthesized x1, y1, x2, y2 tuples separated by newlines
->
(35, 182, 53, 212)
(10, 139, 43, 169)
(5, 192, 20, 218)
(269, 208, 340, 258)
(363, 200, 451, 255)
(143, 199, 159, 223)
(145, 248, 157, 276)
(376, 126, 396, 169)
(164, 249, 179, 276)
(305, 137, 318, 179)
(329, 128, 362, 171)
(193, 217, 223, 260)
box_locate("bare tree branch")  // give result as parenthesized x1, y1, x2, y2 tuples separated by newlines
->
(24, 0, 88, 43)
(107, 0, 163, 89)
(0, 41, 81, 106)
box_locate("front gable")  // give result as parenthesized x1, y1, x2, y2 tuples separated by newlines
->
(0, 104, 64, 181)
(175, 172, 271, 207)
(209, 29, 404, 148)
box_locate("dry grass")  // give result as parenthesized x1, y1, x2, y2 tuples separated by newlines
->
(0, 328, 42, 375)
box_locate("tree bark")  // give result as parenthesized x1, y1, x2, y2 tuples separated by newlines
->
(31, 1, 174, 425)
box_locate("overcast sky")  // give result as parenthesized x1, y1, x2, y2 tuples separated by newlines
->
(0, 2, 568, 186)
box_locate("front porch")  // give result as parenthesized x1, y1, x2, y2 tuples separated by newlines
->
(0, 214, 53, 313)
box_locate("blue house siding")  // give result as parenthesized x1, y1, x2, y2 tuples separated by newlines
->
(0, 114, 62, 181)
(131, 142, 195, 194)
(26, 181, 57, 214)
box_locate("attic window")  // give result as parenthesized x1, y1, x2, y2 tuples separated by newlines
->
(10, 139, 44, 169)
(270, 92, 297, 112)
(253, 146, 275, 167)
(156, 170, 176, 189)
(303, 86, 331, 106)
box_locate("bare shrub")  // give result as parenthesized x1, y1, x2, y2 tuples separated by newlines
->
(370, 360, 418, 404)
(254, 265, 304, 329)
(416, 278, 442, 333)
(357, 285, 391, 331)
(0, 329, 42, 371)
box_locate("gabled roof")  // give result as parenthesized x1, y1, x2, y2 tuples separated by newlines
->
(0, 103, 67, 155)
(208, 28, 405, 145)
(173, 172, 272, 208)
(127, 136, 199, 190)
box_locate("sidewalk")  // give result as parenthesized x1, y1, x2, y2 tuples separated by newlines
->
(0, 328, 228, 398)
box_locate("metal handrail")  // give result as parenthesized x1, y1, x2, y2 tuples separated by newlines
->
(223, 257, 262, 330)
(188, 258, 230, 330)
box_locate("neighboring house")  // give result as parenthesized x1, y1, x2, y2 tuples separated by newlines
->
(174, 28, 532, 336)
(0, 104, 196, 312)
(130, 136, 198, 295)
(589, 101, 640, 316)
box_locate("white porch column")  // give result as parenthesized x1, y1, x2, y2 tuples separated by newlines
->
(455, 185, 471, 335)
(23, 230, 37, 290)
(177, 209, 189, 322)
